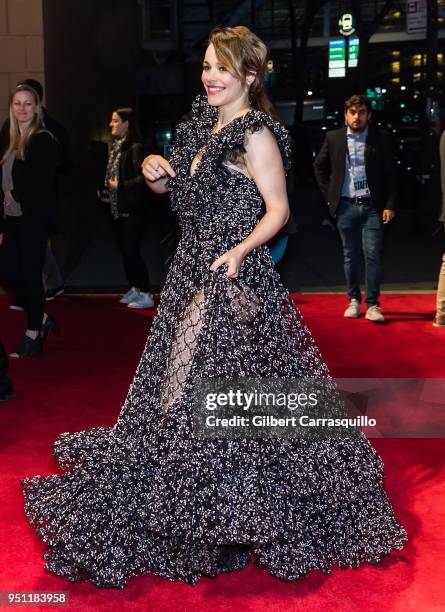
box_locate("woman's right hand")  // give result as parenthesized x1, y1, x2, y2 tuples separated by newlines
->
(142, 155, 176, 183)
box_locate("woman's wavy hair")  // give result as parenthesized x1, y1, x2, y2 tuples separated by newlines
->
(113, 107, 142, 143)
(207, 26, 279, 121)
(1, 84, 44, 163)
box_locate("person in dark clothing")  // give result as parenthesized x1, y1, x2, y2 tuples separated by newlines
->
(313, 94, 397, 323)
(434, 128, 445, 327)
(0, 338, 15, 402)
(0, 79, 72, 177)
(18, 79, 72, 174)
(0, 83, 60, 358)
(101, 107, 153, 309)
(0, 78, 71, 304)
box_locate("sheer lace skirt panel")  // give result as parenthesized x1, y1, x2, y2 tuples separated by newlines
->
(160, 290, 206, 415)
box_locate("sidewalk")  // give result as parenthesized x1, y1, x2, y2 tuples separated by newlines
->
(24, 185, 445, 294)
(279, 186, 444, 293)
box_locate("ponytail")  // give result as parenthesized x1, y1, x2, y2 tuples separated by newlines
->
(250, 81, 280, 121)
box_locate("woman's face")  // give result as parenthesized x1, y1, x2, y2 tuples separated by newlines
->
(201, 43, 248, 108)
(12, 91, 38, 125)
(110, 112, 128, 138)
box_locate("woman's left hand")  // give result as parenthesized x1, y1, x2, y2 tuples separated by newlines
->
(108, 178, 118, 190)
(4, 191, 14, 205)
(210, 245, 247, 278)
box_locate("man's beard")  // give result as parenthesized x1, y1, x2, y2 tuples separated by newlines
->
(348, 123, 366, 133)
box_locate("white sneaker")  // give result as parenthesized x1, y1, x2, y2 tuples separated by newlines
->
(365, 305, 385, 323)
(344, 299, 360, 318)
(120, 287, 140, 304)
(432, 315, 445, 327)
(128, 292, 155, 309)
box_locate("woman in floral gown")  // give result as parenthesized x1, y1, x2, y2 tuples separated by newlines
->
(21, 26, 407, 588)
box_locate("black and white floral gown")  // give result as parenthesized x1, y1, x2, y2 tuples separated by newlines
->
(21, 95, 407, 587)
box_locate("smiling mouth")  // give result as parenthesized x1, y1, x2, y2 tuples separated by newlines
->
(206, 86, 225, 95)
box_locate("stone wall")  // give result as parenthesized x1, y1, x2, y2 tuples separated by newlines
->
(0, 0, 45, 123)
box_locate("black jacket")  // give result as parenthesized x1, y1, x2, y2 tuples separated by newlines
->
(0, 109, 72, 175)
(440, 130, 445, 224)
(313, 125, 398, 217)
(116, 140, 151, 215)
(0, 130, 58, 233)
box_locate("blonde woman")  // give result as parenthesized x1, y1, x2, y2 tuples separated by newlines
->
(0, 84, 59, 358)
(22, 27, 406, 586)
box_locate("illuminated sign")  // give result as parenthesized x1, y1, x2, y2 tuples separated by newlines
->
(338, 13, 356, 36)
(366, 87, 385, 111)
(406, 0, 427, 34)
(348, 36, 359, 67)
(329, 39, 346, 78)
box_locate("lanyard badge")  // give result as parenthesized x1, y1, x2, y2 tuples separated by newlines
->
(346, 139, 370, 198)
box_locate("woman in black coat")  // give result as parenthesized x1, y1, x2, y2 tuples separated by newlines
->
(0, 84, 59, 358)
(102, 107, 153, 309)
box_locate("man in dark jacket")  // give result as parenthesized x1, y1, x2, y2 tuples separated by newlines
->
(313, 94, 397, 322)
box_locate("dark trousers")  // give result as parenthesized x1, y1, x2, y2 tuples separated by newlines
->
(44, 243, 64, 289)
(111, 211, 150, 292)
(0, 216, 48, 330)
(0, 338, 12, 393)
(335, 198, 384, 307)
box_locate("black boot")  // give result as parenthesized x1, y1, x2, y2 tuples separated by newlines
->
(0, 385, 16, 402)
(10, 335, 43, 359)
(40, 315, 61, 341)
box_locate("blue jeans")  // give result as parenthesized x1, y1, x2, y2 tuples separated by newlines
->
(335, 198, 384, 307)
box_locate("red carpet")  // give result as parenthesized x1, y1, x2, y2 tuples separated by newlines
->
(0, 293, 444, 611)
